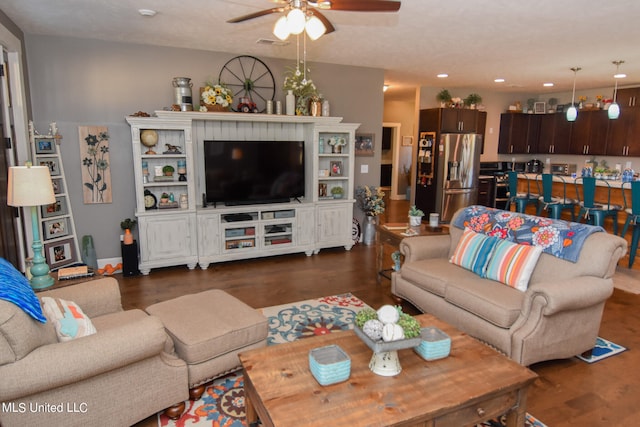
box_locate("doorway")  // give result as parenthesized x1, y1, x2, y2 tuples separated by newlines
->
(381, 123, 411, 200)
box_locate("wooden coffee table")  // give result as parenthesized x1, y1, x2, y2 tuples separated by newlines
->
(376, 223, 449, 283)
(239, 313, 537, 427)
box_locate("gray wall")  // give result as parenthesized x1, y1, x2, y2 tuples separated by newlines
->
(25, 35, 384, 261)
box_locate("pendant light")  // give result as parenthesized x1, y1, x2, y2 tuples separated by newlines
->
(566, 67, 581, 122)
(608, 60, 625, 120)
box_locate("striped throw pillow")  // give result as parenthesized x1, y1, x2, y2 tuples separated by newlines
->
(450, 228, 500, 276)
(484, 239, 542, 291)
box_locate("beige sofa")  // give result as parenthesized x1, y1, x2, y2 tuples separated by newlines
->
(0, 277, 189, 427)
(392, 208, 627, 366)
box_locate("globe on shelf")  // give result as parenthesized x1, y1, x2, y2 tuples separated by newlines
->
(140, 130, 158, 154)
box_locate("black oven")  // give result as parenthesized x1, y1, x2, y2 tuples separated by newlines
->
(479, 162, 525, 209)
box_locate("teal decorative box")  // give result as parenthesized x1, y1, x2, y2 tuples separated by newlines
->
(414, 327, 451, 361)
(309, 345, 351, 386)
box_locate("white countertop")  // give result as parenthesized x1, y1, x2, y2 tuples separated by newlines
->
(518, 173, 630, 188)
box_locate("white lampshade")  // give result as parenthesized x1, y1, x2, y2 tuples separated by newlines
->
(273, 16, 290, 40)
(305, 16, 326, 40)
(287, 8, 306, 34)
(7, 165, 55, 207)
(608, 102, 620, 119)
(566, 106, 578, 122)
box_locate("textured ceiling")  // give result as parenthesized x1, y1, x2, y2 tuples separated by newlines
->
(2, 0, 640, 97)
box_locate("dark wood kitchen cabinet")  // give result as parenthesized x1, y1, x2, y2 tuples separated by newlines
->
(498, 113, 539, 154)
(616, 87, 640, 108)
(439, 108, 485, 133)
(569, 110, 608, 156)
(537, 113, 572, 154)
(606, 107, 640, 156)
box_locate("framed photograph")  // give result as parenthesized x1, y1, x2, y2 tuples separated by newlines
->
(35, 138, 56, 154)
(330, 161, 343, 177)
(318, 183, 328, 197)
(43, 217, 69, 240)
(39, 158, 60, 176)
(41, 196, 68, 218)
(402, 136, 413, 146)
(44, 237, 77, 269)
(355, 133, 374, 157)
(534, 102, 546, 114)
(51, 178, 64, 195)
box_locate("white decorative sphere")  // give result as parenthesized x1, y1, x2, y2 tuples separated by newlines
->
(140, 130, 159, 148)
(377, 305, 399, 324)
(382, 323, 405, 342)
(362, 319, 384, 341)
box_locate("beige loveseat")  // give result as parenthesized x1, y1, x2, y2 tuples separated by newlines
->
(392, 207, 627, 366)
(0, 277, 188, 427)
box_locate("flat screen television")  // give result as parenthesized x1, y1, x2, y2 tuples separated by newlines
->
(204, 140, 305, 206)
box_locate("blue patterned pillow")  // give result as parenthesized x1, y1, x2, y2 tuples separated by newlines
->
(0, 258, 47, 323)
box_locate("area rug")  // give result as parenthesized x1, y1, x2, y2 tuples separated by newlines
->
(576, 336, 628, 363)
(158, 294, 545, 427)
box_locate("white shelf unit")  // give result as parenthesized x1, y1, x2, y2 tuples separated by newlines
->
(128, 112, 358, 274)
(127, 117, 198, 274)
(29, 122, 81, 270)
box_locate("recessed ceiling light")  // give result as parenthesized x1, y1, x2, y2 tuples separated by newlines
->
(543, 82, 554, 87)
(138, 9, 157, 17)
(614, 73, 627, 79)
(494, 78, 505, 83)
(437, 73, 448, 78)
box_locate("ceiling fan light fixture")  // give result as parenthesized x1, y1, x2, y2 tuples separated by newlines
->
(273, 16, 291, 40)
(305, 16, 326, 40)
(287, 8, 306, 34)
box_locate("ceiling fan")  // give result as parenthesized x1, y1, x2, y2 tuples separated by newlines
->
(227, 0, 402, 37)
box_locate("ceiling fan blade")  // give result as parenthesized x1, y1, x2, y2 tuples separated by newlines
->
(227, 7, 285, 23)
(310, 10, 336, 34)
(323, 0, 401, 12)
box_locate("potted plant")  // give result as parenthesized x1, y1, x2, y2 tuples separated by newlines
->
(464, 93, 482, 109)
(436, 89, 452, 107)
(163, 165, 175, 176)
(331, 186, 344, 199)
(120, 218, 137, 245)
(328, 137, 347, 154)
(408, 205, 424, 227)
(160, 192, 170, 203)
(548, 97, 558, 113)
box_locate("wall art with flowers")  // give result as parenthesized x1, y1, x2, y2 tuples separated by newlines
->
(78, 125, 112, 204)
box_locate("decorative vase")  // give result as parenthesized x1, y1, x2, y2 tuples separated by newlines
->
(123, 229, 134, 245)
(362, 216, 377, 246)
(286, 90, 295, 116)
(332, 145, 342, 154)
(409, 215, 422, 227)
(296, 96, 309, 115)
(309, 99, 322, 117)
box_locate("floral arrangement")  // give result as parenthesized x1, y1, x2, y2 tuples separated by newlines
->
(283, 63, 318, 99)
(596, 95, 604, 102)
(200, 82, 233, 108)
(578, 95, 587, 102)
(356, 185, 385, 217)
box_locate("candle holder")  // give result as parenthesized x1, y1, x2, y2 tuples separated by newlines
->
(177, 159, 187, 181)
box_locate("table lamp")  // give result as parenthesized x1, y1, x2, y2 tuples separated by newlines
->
(7, 163, 56, 289)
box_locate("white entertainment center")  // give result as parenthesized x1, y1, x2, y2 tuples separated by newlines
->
(127, 112, 359, 274)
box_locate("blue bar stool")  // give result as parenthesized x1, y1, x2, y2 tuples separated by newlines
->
(536, 174, 577, 220)
(574, 177, 622, 234)
(621, 181, 640, 268)
(506, 171, 539, 213)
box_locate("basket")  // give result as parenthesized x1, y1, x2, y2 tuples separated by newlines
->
(309, 345, 351, 386)
(414, 327, 451, 361)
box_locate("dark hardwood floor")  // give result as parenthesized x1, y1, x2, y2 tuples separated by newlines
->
(127, 199, 640, 427)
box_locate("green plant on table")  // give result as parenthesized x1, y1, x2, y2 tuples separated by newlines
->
(408, 205, 424, 217)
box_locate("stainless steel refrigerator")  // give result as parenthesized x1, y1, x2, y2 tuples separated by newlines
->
(415, 133, 482, 223)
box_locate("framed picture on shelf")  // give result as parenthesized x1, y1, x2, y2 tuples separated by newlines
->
(43, 217, 69, 240)
(39, 159, 60, 176)
(534, 102, 546, 114)
(330, 161, 343, 176)
(51, 178, 63, 195)
(355, 133, 374, 156)
(44, 237, 76, 269)
(41, 196, 68, 218)
(319, 183, 328, 197)
(35, 138, 56, 154)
